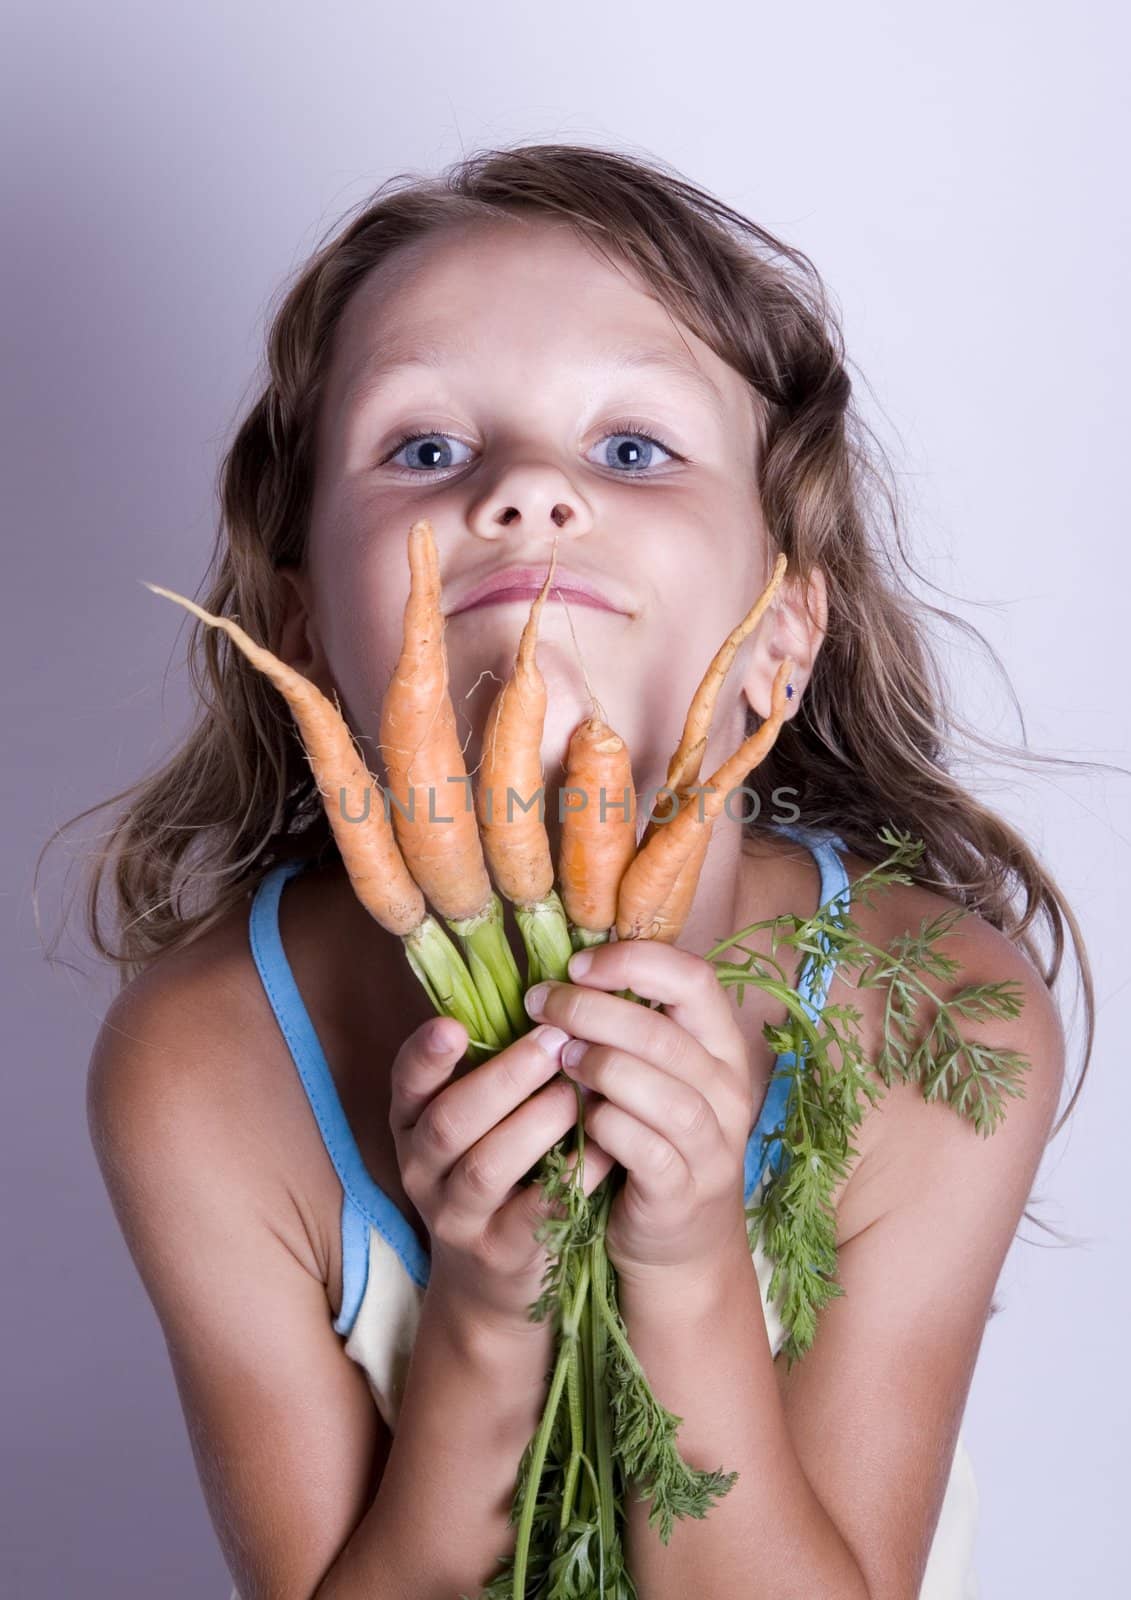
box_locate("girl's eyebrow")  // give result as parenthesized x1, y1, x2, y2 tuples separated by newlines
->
(343, 340, 725, 417)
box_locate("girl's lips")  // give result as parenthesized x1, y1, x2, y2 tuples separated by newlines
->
(446, 565, 633, 617)
(453, 586, 621, 615)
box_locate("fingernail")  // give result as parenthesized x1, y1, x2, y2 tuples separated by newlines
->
(524, 982, 550, 1016)
(427, 1020, 454, 1055)
(531, 1024, 569, 1056)
(561, 1039, 587, 1070)
(568, 951, 593, 978)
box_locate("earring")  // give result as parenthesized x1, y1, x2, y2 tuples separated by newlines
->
(785, 682, 796, 701)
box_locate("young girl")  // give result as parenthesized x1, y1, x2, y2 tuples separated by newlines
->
(70, 143, 1086, 1599)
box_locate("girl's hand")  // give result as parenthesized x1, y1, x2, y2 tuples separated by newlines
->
(388, 1016, 616, 1335)
(523, 942, 756, 1288)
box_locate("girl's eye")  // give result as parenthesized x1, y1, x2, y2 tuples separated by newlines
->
(591, 422, 677, 474)
(380, 419, 679, 477)
(383, 429, 475, 474)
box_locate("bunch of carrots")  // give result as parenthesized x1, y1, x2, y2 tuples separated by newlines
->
(146, 519, 793, 1600)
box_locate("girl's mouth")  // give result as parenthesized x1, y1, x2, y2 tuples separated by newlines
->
(445, 563, 635, 617)
(454, 586, 622, 615)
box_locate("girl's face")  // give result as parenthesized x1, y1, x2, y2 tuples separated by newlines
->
(291, 216, 807, 805)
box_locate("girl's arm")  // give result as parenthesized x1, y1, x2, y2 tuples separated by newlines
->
(316, 1278, 557, 1599)
(86, 973, 606, 1600)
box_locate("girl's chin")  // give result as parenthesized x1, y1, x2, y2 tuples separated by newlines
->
(541, 696, 592, 755)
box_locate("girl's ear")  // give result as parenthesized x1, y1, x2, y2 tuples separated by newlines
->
(740, 561, 828, 722)
(275, 568, 336, 697)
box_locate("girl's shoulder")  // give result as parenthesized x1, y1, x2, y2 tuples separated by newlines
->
(822, 844, 1066, 1246)
(90, 860, 420, 1308)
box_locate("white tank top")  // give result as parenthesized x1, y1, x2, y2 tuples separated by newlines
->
(232, 825, 979, 1598)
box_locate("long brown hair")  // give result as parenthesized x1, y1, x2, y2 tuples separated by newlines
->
(39, 141, 1113, 1180)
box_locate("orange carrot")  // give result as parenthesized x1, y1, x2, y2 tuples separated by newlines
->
(642, 551, 788, 847)
(143, 575, 515, 1057)
(140, 583, 426, 937)
(635, 827, 712, 947)
(665, 550, 787, 800)
(616, 658, 795, 942)
(558, 713, 638, 939)
(474, 547, 556, 906)
(379, 519, 493, 925)
(636, 554, 789, 941)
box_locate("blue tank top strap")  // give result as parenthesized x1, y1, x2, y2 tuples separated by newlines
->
(335, 1191, 376, 1337)
(248, 861, 431, 1321)
(743, 823, 852, 1201)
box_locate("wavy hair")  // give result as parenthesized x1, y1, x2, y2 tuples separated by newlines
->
(40, 141, 1112, 1199)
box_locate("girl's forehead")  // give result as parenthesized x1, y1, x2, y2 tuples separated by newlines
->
(323, 219, 758, 443)
(343, 218, 668, 340)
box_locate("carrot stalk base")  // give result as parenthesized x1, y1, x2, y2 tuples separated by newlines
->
(401, 916, 506, 1065)
(514, 890, 575, 988)
(446, 891, 528, 1042)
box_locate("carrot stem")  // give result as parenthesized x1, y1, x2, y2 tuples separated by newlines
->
(446, 891, 528, 1042)
(560, 1339, 584, 1532)
(400, 916, 506, 1064)
(588, 1196, 617, 1564)
(511, 1250, 593, 1599)
(514, 889, 575, 988)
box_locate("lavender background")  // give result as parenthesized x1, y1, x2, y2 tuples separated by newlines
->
(3, 1, 1128, 1594)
